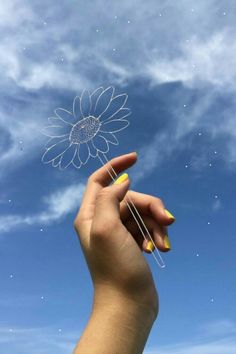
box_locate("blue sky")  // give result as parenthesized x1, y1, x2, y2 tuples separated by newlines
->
(0, 0, 236, 353)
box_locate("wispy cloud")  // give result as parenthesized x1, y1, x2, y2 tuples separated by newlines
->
(145, 319, 236, 354)
(0, 183, 85, 234)
(0, 325, 79, 354)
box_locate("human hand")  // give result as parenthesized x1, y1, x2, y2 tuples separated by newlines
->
(74, 152, 175, 317)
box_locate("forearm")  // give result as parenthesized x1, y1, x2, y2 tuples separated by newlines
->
(74, 290, 157, 354)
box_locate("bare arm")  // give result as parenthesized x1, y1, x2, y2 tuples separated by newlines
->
(73, 152, 174, 354)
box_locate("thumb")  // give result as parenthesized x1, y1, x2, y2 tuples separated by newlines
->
(92, 173, 130, 231)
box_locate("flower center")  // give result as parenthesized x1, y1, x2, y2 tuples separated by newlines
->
(69, 116, 101, 144)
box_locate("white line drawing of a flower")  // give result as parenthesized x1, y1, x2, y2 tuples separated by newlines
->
(41, 86, 131, 170)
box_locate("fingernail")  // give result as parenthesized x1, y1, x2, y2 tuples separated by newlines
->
(114, 173, 129, 184)
(165, 209, 175, 221)
(146, 241, 155, 253)
(163, 234, 171, 250)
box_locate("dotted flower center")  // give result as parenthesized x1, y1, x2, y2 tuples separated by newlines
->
(69, 116, 101, 144)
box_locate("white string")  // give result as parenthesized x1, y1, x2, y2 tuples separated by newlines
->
(97, 153, 166, 269)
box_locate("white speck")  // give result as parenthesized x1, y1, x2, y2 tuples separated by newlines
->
(40, 228, 43, 232)
(192, 64, 196, 69)
(186, 39, 190, 43)
(223, 12, 226, 16)
(214, 151, 218, 154)
(43, 21, 47, 25)
(198, 132, 202, 136)
(183, 104, 187, 108)
(58, 328, 62, 332)
(214, 195, 218, 199)
(210, 298, 214, 303)
(23, 47, 26, 51)
(41, 296, 44, 300)
(185, 164, 188, 168)
(159, 13, 162, 17)
(8, 199, 11, 203)
(10, 274, 14, 278)
(207, 221, 211, 225)
(61, 58, 64, 62)
(209, 163, 212, 167)
(112, 48, 116, 52)
(191, 8, 195, 12)
(9, 328, 13, 333)
(196, 253, 199, 257)
(127, 20, 131, 24)
(114, 15, 118, 19)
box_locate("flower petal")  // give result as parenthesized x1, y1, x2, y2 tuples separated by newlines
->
(59, 144, 77, 170)
(45, 137, 67, 149)
(92, 134, 109, 153)
(80, 89, 92, 118)
(41, 125, 71, 137)
(100, 119, 129, 133)
(42, 139, 70, 163)
(72, 150, 82, 169)
(87, 139, 98, 157)
(101, 108, 131, 123)
(54, 108, 76, 125)
(73, 96, 82, 120)
(90, 87, 104, 115)
(52, 155, 62, 167)
(99, 132, 118, 145)
(78, 142, 90, 164)
(94, 87, 114, 118)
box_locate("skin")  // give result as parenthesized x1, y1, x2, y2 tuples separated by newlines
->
(73, 152, 175, 354)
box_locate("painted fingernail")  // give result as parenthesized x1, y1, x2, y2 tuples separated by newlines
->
(146, 241, 155, 253)
(163, 234, 171, 250)
(114, 173, 129, 184)
(165, 209, 175, 221)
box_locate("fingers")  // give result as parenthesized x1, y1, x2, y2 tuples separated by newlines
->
(124, 214, 171, 253)
(78, 152, 137, 219)
(120, 190, 175, 226)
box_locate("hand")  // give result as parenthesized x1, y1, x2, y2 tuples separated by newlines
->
(74, 152, 175, 317)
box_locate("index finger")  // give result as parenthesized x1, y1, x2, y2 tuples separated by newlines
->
(78, 152, 137, 218)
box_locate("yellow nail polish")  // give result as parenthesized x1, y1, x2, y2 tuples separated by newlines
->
(165, 209, 175, 221)
(146, 241, 155, 253)
(114, 173, 129, 184)
(163, 235, 171, 250)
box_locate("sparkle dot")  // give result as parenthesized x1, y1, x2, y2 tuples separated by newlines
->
(186, 39, 190, 43)
(58, 328, 62, 332)
(191, 8, 195, 12)
(43, 21, 47, 25)
(223, 12, 226, 16)
(112, 48, 116, 52)
(61, 58, 64, 62)
(8, 199, 12, 203)
(209, 163, 212, 167)
(214, 195, 218, 199)
(207, 221, 211, 225)
(23, 47, 26, 51)
(198, 132, 202, 136)
(196, 253, 199, 257)
(127, 20, 131, 24)
(159, 13, 162, 17)
(185, 164, 188, 168)
(210, 298, 214, 303)
(114, 15, 118, 19)
(41, 296, 44, 300)
(214, 151, 218, 154)
(9, 329, 13, 333)
(183, 104, 187, 108)
(40, 228, 43, 232)
(10, 274, 14, 278)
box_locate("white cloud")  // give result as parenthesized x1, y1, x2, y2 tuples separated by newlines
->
(0, 325, 79, 354)
(0, 183, 85, 234)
